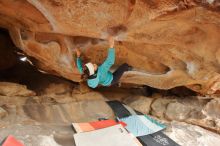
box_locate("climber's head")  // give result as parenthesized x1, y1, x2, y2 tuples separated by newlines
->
(82, 62, 98, 79)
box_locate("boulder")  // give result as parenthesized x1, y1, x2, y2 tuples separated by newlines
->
(40, 82, 77, 104)
(0, 1, 220, 94)
(0, 107, 7, 119)
(165, 121, 220, 146)
(203, 98, 220, 120)
(151, 98, 175, 118)
(43, 83, 73, 95)
(123, 95, 154, 114)
(0, 82, 35, 96)
(165, 102, 191, 121)
(72, 91, 106, 101)
(72, 83, 92, 95)
(22, 100, 114, 123)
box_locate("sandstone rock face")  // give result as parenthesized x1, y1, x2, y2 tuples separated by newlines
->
(165, 102, 191, 121)
(43, 83, 73, 96)
(0, 82, 36, 96)
(0, 0, 220, 94)
(23, 100, 113, 123)
(119, 93, 220, 133)
(203, 98, 220, 120)
(72, 91, 106, 101)
(202, 98, 220, 129)
(123, 95, 154, 114)
(0, 107, 7, 119)
(165, 121, 220, 146)
(0, 80, 219, 145)
(151, 98, 176, 118)
(41, 82, 75, 103)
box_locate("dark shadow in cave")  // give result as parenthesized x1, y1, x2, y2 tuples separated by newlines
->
(143, 85, 198, 97)
(0, 27, 77, 94)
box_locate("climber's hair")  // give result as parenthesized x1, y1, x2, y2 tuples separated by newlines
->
(82, 66, 90, 80)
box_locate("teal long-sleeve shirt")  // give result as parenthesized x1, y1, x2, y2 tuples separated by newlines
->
(76, 48, 115, 88)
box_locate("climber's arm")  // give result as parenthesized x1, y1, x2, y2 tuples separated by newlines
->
(99, 37, 115, 71)
(100, 48, 115, 70)
(76, 58, 83, 74)
(75, 48, 83, 74)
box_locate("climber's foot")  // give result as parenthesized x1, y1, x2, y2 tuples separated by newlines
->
(127, 65, 133, 71)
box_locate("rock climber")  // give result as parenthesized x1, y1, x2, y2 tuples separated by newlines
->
(75, 37, 132, 88)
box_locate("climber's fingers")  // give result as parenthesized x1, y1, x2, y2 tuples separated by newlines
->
(75, 48, 81, 57)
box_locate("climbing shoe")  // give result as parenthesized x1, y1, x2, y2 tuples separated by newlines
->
(127, 65, 133, 71)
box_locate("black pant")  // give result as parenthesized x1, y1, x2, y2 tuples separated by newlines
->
(111, 63, 130, 85)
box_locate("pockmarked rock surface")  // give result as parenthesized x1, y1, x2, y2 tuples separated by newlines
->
(0, 107, 7, 119)
(203, 98, 220, 120)
(0, 82, 115, 146)
(123, 95, 154, 114)
(120, 94, 220, 133)
(0, 124, 74, 146)
(165, 121, 220, 146)
(0, 82, 36, 96)
(22, 100, 113, 123)
(43, 83, 73, 96)
(1, 1, 220, 94)
(151, 98, 176, 119)
(0, 80, 220, 145)
(165, 102, 191, 121)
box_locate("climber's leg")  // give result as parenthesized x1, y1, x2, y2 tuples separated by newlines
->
(111, 63, 132, 86)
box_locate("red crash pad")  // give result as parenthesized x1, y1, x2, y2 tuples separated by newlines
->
(2, 135, 24, 146)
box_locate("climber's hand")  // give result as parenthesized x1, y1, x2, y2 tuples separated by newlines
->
(75, 48, 81, 57)
(108, 36, 114, 48)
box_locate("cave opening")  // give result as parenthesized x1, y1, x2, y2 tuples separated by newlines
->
(0, 27, 76, 95)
